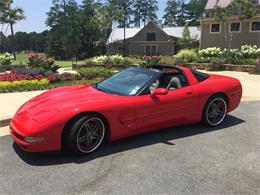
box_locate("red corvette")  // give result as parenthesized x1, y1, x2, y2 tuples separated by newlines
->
(10, 65, 242, 154)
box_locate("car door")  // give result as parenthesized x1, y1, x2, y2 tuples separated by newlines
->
(134, 84, 199, 133)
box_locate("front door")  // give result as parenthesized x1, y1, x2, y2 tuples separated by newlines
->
(146, 45, 157, 56)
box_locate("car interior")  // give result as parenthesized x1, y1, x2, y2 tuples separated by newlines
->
(139, 67, 189, 95)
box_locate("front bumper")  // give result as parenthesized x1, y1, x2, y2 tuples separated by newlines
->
(10, 119, 62, 153)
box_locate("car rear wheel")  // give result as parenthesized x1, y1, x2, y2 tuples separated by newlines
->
(202, 95, 227, 127)
(63, 114, 106, 155)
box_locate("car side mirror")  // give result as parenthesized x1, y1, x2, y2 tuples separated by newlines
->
(151, 88, 168, 96)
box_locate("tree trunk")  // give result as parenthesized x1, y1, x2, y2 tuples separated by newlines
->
(10, 23, 16, 60)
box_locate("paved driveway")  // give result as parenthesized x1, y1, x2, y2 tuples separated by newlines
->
(0, 101, 260, 194)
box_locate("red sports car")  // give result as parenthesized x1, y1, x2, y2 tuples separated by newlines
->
(10, 65, 242, 154)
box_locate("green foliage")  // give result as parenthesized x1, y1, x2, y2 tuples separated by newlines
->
(215, 0, 257, 22)
(89, 55, 125, 65)
(0, 53, 14, 65)
(138, 56, 161, 68)
(175, 49, 198, 63)
(179, 23, 191, 45)
(210, 58, 226, 70)
(163, 0, 179, 26)
(0, 78, 101, 93)
(199, 47, 222, 61)
(77, 67, 117, 79)
(132, 0, 159, 27)
(198, 45, 259, 65)
(159, 56, 177, 64)
(228, 58, 257, 65)
(0, 79, 49, 93)
(27, 53, 60, 72)
(241, 45, 260, 58)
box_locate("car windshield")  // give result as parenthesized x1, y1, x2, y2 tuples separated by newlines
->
(94, 68, 158, 96)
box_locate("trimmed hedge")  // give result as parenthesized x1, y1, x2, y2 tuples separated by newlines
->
(0, 79, 101, 93)
(0, 79, 49, 93)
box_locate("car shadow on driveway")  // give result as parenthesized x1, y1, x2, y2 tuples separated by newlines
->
(12, 114, 245, 166)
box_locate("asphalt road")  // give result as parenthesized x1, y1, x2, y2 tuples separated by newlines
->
(0, 101, 260, 195)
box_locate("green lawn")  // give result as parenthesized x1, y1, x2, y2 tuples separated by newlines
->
(0, 53, 82, 68)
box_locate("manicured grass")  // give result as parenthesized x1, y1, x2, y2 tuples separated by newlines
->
(0, 53, 82, 68)
(55, 60, 85, 68)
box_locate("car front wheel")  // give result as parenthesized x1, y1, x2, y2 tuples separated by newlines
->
(202, 95, 227, 127)
(63, 114, 106, 155)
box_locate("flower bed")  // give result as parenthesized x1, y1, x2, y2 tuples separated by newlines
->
(0, 73, 43, 82)
(0, 79, 49, 93)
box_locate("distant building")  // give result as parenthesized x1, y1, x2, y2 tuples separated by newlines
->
(107, 21, 200, 56)
(199, 0, 260, 49)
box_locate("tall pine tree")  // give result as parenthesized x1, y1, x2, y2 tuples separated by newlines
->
(133, 0, 158, 27)
(163, 0, 179, 27)
(186, 0, 207, 26)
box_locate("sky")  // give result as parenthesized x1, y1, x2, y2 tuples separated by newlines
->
(2, 0, 168, 35)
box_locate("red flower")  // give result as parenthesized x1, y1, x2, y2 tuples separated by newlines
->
(48, 75, 56, 83)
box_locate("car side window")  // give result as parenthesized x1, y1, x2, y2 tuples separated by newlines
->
(158, 72, 188, 91)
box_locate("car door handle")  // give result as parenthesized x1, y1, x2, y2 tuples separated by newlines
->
(186, 92, 193, 95)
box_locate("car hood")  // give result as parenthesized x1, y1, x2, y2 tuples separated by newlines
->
(25, 84, 114, 116)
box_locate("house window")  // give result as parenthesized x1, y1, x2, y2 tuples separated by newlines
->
(210, 23, 221, 33)
(230, 22, 241, 32)
(147, 32, 156, 41)
(252, 0, 259, 5)
(251, 21, 260, 32)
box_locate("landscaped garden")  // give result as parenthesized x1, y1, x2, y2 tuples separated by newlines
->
(0, 53, 117, 93)
(1, 45, 260, 93)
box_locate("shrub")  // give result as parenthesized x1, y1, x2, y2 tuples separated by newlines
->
(27, 53, 43, 67)
(230, 58, 257, 65)
(139, 56, 161, 68)
(0, 79, 49, 93)
(47, 74, 62, 83)
(78, 67, 115, 79)
(90, 55, 125, 65)
(222, 49, 242, 64)
(0, 73, 43, 82)
(175, 49, 198, 63)
(159, 56, 178, 65)
(199, 47, 222, 60)
(60, 72, 82, 81)
(27, 53, 60, 72)
(11, 67, 46, 76)
(210, 58, 226, 70)
(241, 45, 259, 58)
(0, 53, 14, 66)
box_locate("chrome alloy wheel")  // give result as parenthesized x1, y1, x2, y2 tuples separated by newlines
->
(206, 98, 227, 126)
(76, 118, 105, 153)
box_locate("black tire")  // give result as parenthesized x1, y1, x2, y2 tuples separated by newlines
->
(202, 94, 228, 127)
(62, 114, 107, 155)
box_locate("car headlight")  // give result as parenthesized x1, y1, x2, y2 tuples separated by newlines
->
(24, 137, 45, 143)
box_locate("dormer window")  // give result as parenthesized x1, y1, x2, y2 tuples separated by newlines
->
(147, 32, 156, 41)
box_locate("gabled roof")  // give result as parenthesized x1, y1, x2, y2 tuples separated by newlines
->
(205, 0, 234, 10)
(107, 26, 200, 44)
